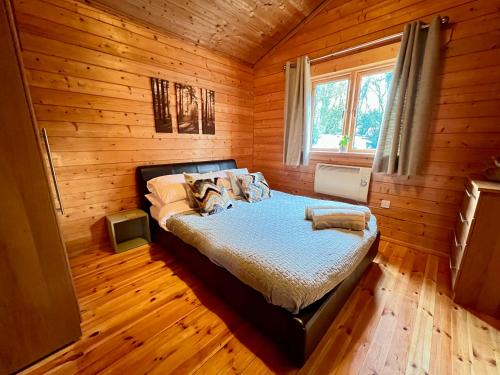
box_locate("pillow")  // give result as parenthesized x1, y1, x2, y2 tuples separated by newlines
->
(147, 173, 185, 188)
(215, 176, 246, 201)
(183, 170, 227, 183)
(184, 171, 216, 185)
(237, 172, 271, 203)
(185, 175, 233, 216)
(145, 193, 163, 208)
(150, 200, 195, 228)
(147, 174, 191, 205)
(149, 182, 190, 205)
(215, 176, 231, 189)
(225, 168, 249, 197)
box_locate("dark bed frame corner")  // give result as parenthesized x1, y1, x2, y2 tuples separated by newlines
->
(136, 159, 381, 367)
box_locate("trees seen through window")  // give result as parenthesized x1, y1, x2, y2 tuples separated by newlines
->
(311, 64, 394, 152)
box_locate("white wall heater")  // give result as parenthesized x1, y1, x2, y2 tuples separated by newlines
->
(314, 163, 372, 203)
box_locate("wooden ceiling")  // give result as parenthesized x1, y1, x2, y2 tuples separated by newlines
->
(85, 0, 326, 64)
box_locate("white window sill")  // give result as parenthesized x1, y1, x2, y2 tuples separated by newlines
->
(310, 150, 375, 158)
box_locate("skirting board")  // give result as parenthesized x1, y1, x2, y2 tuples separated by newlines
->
(381, 235, 449, 258)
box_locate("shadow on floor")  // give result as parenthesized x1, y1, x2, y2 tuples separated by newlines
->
(147, 237, 382, 372)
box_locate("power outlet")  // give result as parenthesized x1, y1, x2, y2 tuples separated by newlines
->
(380, 199, 391, 209)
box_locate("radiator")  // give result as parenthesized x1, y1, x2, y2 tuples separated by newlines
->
(314, 163, 372, 202)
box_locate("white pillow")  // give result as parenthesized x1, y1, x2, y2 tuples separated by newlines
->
(150, 205, 161, 222)
(147, 174, 191, 205)
(145, 193, 163, 207)
(150, 200, 195, 229)
(147, 173, 185, 187)
(152, 182, 189, 205)
(225, 168, 249, 197)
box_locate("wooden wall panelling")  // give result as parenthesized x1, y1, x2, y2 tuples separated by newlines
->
(262, 0, 498, 66)
(13, 0, 254, 256)
(253, 0, 500, 256)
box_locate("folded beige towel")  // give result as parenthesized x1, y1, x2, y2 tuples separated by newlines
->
(311, 208, 366, 231)
(305, 204, 371, 221)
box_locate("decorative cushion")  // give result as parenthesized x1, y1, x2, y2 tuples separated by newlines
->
(214, 176, 232, 191)
(216, 176, 245, 201)
(237, 172, 271, 203)
(184, 171, 212, 184)
(185, 174, 233, 216)
(225, 168, 249, 198)
(183, 170, 226, 182)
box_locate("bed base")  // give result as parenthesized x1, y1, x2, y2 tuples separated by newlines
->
(136, 159, 380, 367)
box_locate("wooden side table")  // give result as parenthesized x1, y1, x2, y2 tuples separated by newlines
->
(106, 209, 151, 253)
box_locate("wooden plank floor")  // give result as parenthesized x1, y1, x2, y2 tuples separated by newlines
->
(22, 240, 499, 374)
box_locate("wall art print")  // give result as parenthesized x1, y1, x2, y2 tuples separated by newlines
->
(150, 78, 172, 133)
(175, 83, 199, 134)
(200, 88, 215, 135)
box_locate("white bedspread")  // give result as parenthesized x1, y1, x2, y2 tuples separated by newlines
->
(164, 191, 378, 313)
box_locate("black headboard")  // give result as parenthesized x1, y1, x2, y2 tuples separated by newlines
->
(136, 159, 237, 229)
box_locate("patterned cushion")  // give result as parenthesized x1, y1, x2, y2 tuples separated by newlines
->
(214, 176, 232, 191)
(237, 172, 271, 203)
(185, 175, 232, 216)
(225, 168, 249, 197)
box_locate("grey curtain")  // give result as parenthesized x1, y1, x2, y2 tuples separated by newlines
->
(283, 56, 311, 167)
(373, 16, 441, 176)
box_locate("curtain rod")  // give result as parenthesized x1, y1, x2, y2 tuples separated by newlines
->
(284, 16, 449, 70)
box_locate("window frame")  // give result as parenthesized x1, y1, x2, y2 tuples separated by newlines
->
(310, 61, 395, 154)
(310, 74, 352, 153)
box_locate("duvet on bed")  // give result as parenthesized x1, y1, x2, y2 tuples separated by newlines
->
(163, 191, 378, 313)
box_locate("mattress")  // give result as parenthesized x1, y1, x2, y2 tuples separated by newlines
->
(163, 191, 378, 313)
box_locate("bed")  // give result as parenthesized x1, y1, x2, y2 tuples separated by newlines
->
(136, 159, 380, 366)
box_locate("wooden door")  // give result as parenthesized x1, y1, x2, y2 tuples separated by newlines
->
(0, 1, 81, 373)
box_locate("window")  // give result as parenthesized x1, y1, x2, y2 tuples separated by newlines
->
(311, 63, 394, 153)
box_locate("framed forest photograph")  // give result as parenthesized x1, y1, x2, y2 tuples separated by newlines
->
(175, 83, 199, 134)
(150, 78, 172, 133)
(201, 88, 215, 134)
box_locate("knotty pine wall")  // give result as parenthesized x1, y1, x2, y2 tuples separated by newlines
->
(13, 0, 254, 256)
(254, 0, 500, 256)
